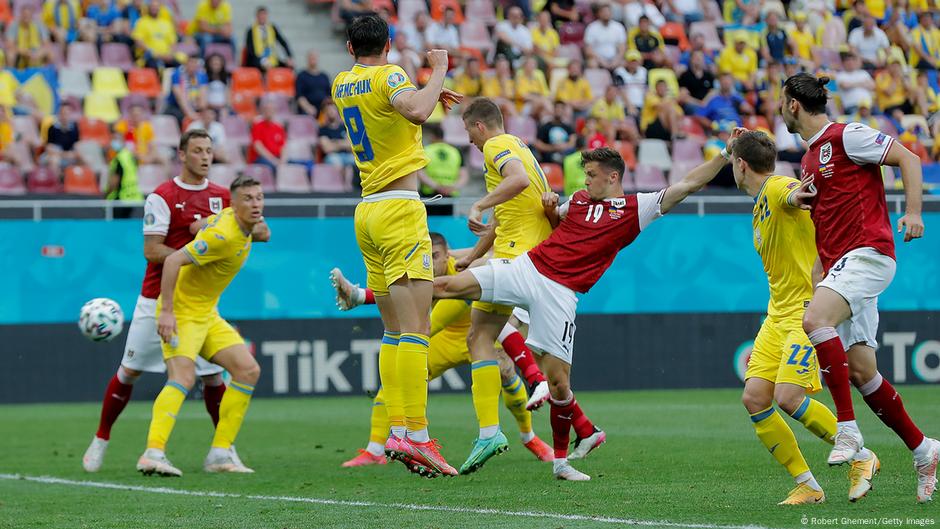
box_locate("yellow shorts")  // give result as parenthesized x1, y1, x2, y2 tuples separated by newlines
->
(354, 194, 433, 295)
(745, 317, 822, 393)
(471, 248, 524, 316)
(427, 329, 471, 380)
(161, 312, 244, 362)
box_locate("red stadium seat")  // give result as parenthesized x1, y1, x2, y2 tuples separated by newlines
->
(63, 165, 100, 195)
(232, 67, 265, 99)
(266, 67, 296, 97)
(232, 91, 259, 120)
(668, 160, 698, 185)
(275, 163, 312, 193)
(672, 139, 704, 164)
(614, 141, 637, 171)
(27, 167, 61, 194)
(431, 0, 464, 23)
(283, 140, 313, 161)
(559, 22, 585, 45)
(286, 114, 318, 146)
(79, 118, 111, 147)
(542, 163, 564, 192)
(633, 164, 666, 190)
(223, 114, 251, 147)
(100, 43, 134, 71)
(311, 164, 350, 193)
(659, 22, 689, 51)
(0, 164, 24, 194)
(137, 164, 170, 194)
(208, 164, 237, 188)
(128, 68, 162, 98)
(66, 42, 100, 72)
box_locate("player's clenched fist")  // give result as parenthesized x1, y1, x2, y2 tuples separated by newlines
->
(427, 49, 449, 70)
(542, 191, 560, 211)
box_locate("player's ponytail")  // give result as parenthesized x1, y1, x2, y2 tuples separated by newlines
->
(816, 76, 830, 87)
(783, 73, 829, 115)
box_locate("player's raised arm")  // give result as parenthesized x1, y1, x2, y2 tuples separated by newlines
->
(392, 49, 462, 125)
(660, 128, 745, 213)
(883, 142, 925, 242)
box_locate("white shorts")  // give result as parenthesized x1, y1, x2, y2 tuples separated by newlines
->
(121, 296, 225, 376)
(470, 253, 579, 364)
(817, 247, 896, 350)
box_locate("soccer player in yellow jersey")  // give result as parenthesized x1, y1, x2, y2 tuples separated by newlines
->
(454, 98, 554, 474)
(334, 233, 553, 467)
(331, 14, 462, 477)
(729, 131, 874, 505)
(137, 176, 266, 477)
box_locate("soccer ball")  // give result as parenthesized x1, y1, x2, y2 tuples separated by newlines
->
(78, 298, 124, 342)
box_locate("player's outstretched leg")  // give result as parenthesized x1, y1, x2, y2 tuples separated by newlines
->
(203, 344, 260, 474)
(497, 321, 549, 410)
(84, 366, 139, 472)
(331, 268, 372, 311)
(541, 355, 589, 481)
(497, 354, 552, 462)
(568, 401, 606, 460)
(343, 390, 390, 468)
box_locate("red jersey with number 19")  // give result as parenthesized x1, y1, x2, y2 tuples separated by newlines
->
(528, 189, 664, 293)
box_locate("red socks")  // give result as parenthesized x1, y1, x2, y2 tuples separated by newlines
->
(861, 374, 925, 450)
(550, 396, 576, 460)
(572, 401, 595, 438)
(364, 288, 375, 305)
(807, 328, 855, 422)
(500, 331, 545, 387)
(203, 382, 227, 427)
(95, 374, 134, 440)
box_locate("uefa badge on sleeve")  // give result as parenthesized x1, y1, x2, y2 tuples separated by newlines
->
(194, 240, 208, 255)
(388, 72, 405, 89)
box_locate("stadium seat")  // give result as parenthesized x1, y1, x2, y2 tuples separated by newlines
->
(63, 165, 100, 195)
(79, 118, 111, 147)
(559, 22, 586, 45)
(633, 164, 666, 190)
(672, 139, 704, 164)
(263, 94, 293, 121)
(465, 0, 496, 25)
(442, 115, 470, 147)
(679, 116, 706, 139)
(100, 43, 134, 71)
(276, 164, 312, 193)
(204, 43, 235, 70)
(397, 0, 429, 23)
(266, 68, 296, 97)
(460, 21, 494, 54)
(232, 67, 265, 99)
(66, 42, 100, 72)
(137, 164, 170, 194)
(58, 67, 91, 99)
(668, 160, 698, 185)
(555, 44, 583, 63)
(584, 68, 611, 99)
(128, 68, 162, 98)
(614, 140, 637, 171)
(151, 115, 182, 148)
(647, 69, 679, 97)
(242, 164, 277, 193)
(119, 94, 152, 117)
(174, 41, 200, 60)
(283, 140, 313, 161)
(231, 91, 258, 120)
(222, 114, 251, 147)
(742, 115, 771, 132)
(621, 168, 636, 192)
(659, 22, 689, 50)
(91, 67, 129, 98)
(83, 93, 121, 123)
(689, 21, 722, 51)
(27, 167, 61, 194)
(74, 141, 107, 175)
(12, 116, 39, 147)
(638, 139, 673, 171)
(0, 164, 24, 194)
(431, 0, 464, 23)
(208, 164, 237, 188)
(286, 114, 319, 146)
(506, 115, 537, 144)
(311, 164, 350, 193)
(542, 163, 564, 192)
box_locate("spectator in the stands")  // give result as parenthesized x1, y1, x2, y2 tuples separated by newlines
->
(661, 0, 705, 24)
(615, 50, 647, 116)
(679, 32, 715, 68)
(678, 50, 715, 114)
(580, 116, 610, 149)
(847, 14, 890, 69)
(835, 52, 875, 115)
(401, 12, 429, 52)
(42, 0, 80, 53)
(554, 59, 594, 114)
(696, 72, 750, 127)
(910, 12, 940, 71)
(40, 102, 82, 178)
(244, 6, 294, 72)
(482, 56, 516, 115)
(116, 103, 168, 167)
(247, 98, 287, 175)
(6, 5, 51, 69)
(453, 57, 484, 98)
(717, 34, 757, 90)
(425, 7, 462, 61)
(789, 13, 817, 67)
(628, 15, 667, 69)
(186, 107, 228, 163)
(296, 50, 331, 117)
(106, 131, 144, 202)
(761, 11, 788, 64)
(88, 0, 134, 49)
(132, 0, 179, 70)
(495, 7, 533, 66)
(338, 0, 373, 26)
(388, 32, 421, 82)
(191, 0, 234, 55)
(318, 101, 356, 183)
(591, 85, 630, 141)
(532, 10, 560, 66)
(165, 55, 208, 125)
(584, 3, 626, 70)
(514, 55, 551, 117)
(205, 53, 230, 112)
(641, 79, 682, 141)
(534, 101, 577, 164)
(544, 0, 578, 26)
(417, 125, 467, 197)
(876, 55, 917, 121)
(0, 106, 26, 167)
(843, 96, 880, 128)
(617, 0, 665, 28)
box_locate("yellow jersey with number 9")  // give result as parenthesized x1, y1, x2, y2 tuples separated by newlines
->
(752, 175, 816, 320)
(332, 63, 429, 197)
(482, 133, 553, 258)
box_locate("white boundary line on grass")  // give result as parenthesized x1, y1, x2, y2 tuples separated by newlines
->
(0, 473, 772, 529)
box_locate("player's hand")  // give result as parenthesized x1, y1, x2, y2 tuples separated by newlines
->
(427, 49, 449, 71)
(439, 88, 463, 112)
(727, 127, 747, 151)
(790, 174, 816, 210)
(898, 213, 925, 242)
(157, 311, 177, 345)
(542, 191, 559, 211)
(468, 202, 488, 235)
(455, 254, 474, 271)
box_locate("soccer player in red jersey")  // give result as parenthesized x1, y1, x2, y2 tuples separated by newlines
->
(782, 73, 937, 503)
(82, 130, 270, 473)
(433, 147, 729, 480)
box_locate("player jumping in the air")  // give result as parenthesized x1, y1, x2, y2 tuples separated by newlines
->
(82, 130, 269, 473)
(433, 147, 725, 480)
(332, 13, 462, 477)
(782, 73, 938, 503)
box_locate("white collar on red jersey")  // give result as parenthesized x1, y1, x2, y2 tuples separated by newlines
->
(173, 176, 209, 191)
(806, 121, 834, 148)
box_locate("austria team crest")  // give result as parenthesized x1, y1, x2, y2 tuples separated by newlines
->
(819, 142, 832, 164)
(209, 197, 223, 213)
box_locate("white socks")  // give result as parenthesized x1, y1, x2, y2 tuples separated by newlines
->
(391, 426, 406, 439)
(553, 458, 568, 472)
(480, 425, 499, 439)
(520, 431, 535, 443)
(366, 441, 384, 457)
(407, 428, 430, 443)
(796, 471, 822, 492)
(913, 437, 935, 463)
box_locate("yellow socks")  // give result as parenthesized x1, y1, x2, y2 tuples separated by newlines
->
(146, 381, 188, 450)
(501, 374, 532, 436)
(369, 389, 390, 446)
(471, 359, 501, 437)
(379, 332, 405, 436)
(789, 396, 837, 445)
(751, 406, 809, 479)
(398, 333, 430, 433)
(211, 380, 254, 449)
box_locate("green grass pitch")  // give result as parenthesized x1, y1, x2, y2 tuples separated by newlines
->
(0, 387, 937, 529)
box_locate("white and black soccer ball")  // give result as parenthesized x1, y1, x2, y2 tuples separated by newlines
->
(78, 298, 124, 342)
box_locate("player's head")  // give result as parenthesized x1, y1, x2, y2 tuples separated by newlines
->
(462, 98, 504, 151)
(580, 147, 625, 201)
(429, 232, 450, 276)
(781, 73, 829, 134)
(178, 129, 213, 180)
(230, 175, 264, 226)
(346, 14, 390, 60)
(730, 130, 776, 191)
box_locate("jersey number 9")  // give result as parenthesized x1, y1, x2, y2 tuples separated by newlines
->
(342, 106, 374, 162)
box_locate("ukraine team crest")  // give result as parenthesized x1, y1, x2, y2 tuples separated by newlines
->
(819, 142, 832, 164)
(209, 197, 223, 213)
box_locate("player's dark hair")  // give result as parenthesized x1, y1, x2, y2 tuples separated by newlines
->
(429, 232, 448, 248)
(730, 131, 776, 174)
(179, 128, 212, 152)
(230, 175, 262, 194)
(581, 147, 625, 181)
(462, 97, 504, 129)
(783, 73, 829, 115)
(347, 14, 389, 59)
